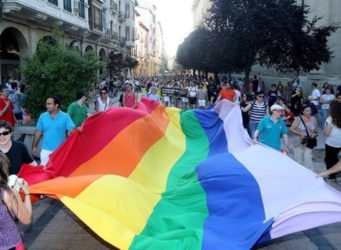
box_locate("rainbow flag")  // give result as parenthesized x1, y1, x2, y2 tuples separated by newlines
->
(25, 99, 341, 249)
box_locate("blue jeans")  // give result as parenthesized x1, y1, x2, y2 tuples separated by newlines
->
(249, 120, 259, 139)
(321, 108, 328, 128)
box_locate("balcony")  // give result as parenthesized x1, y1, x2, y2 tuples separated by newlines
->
(111, 32, 119, 41)
(1, 0, 88, 31)
(110, 0, 118, 14)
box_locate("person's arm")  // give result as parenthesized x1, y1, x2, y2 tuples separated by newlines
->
(0, 100, 10, 116)
(133, 94, 137, 108)
(215, 95, 222, 104)
(108, 99, 113, 109)
(290, 118, 305, 138)
(66, 114, 75, 136)
(122, 93, 126, 107)
(253, 130, 260, 143)
(4, 181, 32, 224)
(94, 100, 99, 112)
(318, 161, 341, 178)
(282, 134, 289, 154)
(241, 102, 252, 112)
(32, 130, 42, 156)
(324, 119, 332, 136)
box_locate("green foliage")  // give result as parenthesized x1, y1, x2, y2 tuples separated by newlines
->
(22, 32, 102, 119)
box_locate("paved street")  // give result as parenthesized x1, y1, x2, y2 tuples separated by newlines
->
(20, 102, 341, 250)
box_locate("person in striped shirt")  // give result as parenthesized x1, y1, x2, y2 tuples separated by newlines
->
(243, 92, 269, 139)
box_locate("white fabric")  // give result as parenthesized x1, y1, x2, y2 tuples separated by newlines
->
(188, 87, 197, 97)
(311, 89, 321, 106)
(97, 97, 110, 111)
(320, 94, 335, 110)
(325, 116, 341, 147)
(198, 99, 206, 107)
(40, 149, 53, 166)
(216, 100, 341, 240)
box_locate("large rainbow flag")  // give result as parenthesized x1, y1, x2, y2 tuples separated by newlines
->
(22, 99, 341, 249)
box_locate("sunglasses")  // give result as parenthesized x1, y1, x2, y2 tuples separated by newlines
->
(0, 131, 10, 136)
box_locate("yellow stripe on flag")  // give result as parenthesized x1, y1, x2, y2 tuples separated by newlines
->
(60, 108, 186, 250)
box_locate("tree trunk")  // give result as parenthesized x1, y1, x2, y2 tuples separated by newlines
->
(214, 72, 218, 84)
(244, 65, 252, 89)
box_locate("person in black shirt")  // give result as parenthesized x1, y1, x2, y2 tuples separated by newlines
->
(0, 121, 37, 175)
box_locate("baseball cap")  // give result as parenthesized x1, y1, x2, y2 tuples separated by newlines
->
(270, 104, 285, 111)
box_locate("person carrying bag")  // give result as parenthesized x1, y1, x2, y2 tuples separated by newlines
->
(299, 116, 318, 149)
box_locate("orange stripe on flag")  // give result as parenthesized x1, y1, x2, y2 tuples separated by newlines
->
(70, 105, 169, 177)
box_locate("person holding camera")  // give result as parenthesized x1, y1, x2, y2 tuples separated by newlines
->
(290, 104, 318, 171)
(0, 152, 32, 250)
(323, 100, 341, 180)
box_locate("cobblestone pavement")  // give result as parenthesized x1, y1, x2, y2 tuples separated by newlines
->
(21, 101, 341, 249)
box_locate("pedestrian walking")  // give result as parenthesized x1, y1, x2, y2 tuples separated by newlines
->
(290, 104, 318, 171)
(95, 88, 113, 112)
(320, 87, 335, 128)
(123, 83, 137, 109)
(323, 100, 341, 180)
(67, 90, 90, 128)
(0, 121, 37, 175)
(32, 96, 75, 166)
(0, 87, 15, 127)
(253, 104, 289, 153)
(244, 92, 269, 139)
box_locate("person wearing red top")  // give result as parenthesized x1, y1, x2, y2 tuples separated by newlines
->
(215, 82, 236, 103)
(0, 88, 15, 127)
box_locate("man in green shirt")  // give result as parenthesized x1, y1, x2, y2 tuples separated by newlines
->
(67, 90, 90, 128)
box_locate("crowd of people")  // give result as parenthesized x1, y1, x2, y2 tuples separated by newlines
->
(0, 73, 341, 249)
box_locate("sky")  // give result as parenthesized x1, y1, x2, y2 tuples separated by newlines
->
(147, 0, 194, 58)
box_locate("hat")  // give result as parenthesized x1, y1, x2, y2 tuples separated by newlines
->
(270, 104, 285, 111)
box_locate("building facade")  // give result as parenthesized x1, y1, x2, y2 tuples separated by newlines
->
(191, 0, 341, 84)
(192, 0, 210, 28)
(133, 0, 165, 77)
(0, 0, 137, 81)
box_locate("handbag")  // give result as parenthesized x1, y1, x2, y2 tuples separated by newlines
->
(299, 116, 317, 149)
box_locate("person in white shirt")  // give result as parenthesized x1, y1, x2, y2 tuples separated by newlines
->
(308, 82, 321, 108)
(320, 87, 335, 128)
(323, 100, 341, 180)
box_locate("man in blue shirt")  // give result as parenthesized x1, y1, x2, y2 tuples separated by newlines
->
(32, 96, 75, 166)
(253, 104, 289, 153)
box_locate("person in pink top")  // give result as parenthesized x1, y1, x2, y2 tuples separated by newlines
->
(123, 83, 137, 108)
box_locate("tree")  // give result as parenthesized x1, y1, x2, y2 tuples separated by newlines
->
(23, 31, 102, 119)
(205, 0, 337, 82)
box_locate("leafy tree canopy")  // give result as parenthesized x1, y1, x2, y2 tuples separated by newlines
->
(177, 0, 337, 81)
(23, 30, 102, 119)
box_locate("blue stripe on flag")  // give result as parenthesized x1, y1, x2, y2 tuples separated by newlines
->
(194, 109, 273, 249)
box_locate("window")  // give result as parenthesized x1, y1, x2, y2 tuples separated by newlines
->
(48, 0, 58, 5)
(126, 26, 130, 41)
(79, 0, 85, 18)
(131, 27, 135, 41)
(64, 0, 72, 12)
(93, 7, 103, 31)
(125, 4, 130, 18)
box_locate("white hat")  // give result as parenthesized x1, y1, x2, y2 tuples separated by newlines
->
(270, 104, 285, 111)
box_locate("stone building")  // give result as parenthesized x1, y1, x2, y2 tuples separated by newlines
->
(133, 0, 165, 77)
(0, 0, 137, 82)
